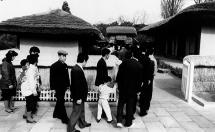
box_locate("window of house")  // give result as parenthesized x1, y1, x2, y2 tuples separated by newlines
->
(80, 39, 109, 55)
(0, 33, 19, 50)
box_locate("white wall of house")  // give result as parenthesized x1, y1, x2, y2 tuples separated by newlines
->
(0, 36, 117, 67)
(200, 26, 215, 55)
(0, 37, 79, 66)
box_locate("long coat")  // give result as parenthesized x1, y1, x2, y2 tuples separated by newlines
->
(116, 58, 143, 97)
(0, 60, 17, 89)
(70, 64, 88, 101)
(95, 58, 108, 86)
(50, 60, 70, 91)
(140, 55, 157, 82)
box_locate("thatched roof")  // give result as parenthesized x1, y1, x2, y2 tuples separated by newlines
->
(139, 2, 215, 33)
(0, 9, 100, 36)
(106, 26, 137, 36)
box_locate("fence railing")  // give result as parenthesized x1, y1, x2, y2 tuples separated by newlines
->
(12, 90, 117, 102)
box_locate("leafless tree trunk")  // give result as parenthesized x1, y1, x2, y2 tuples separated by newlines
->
(132, 11, 147, 24)
(161, 0, 184, 19)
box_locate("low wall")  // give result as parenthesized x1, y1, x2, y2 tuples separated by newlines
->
(193, 66, 215, 92)
(182, 55, 215, 97)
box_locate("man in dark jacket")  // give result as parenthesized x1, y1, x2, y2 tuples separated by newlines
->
(139, 47, 157, 116)
(95, 48, 111, 118)
(116, 50, 143, 128)
(95, 48, 111, 87)
(68, 52, 91, 132)
(50, 50, 70, 124)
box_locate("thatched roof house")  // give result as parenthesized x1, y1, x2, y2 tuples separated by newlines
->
(139, 2, 215, 60)
(0, 9, 101, 66)
(106, 26, 137, 45)
(0, 9, 100, 36)
(106, 26, 137, 36)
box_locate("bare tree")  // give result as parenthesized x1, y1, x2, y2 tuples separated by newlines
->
(132, 11, 147, 25)
(194, 0, 215, 4)
(161, 0, 184, 19)
(117, 15, 127, 25)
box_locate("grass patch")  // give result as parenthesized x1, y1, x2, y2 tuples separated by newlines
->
(158, 59, 182, 78)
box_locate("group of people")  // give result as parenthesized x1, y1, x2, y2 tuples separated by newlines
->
(50, 51, 91, 132)
(0, 44, 157, 132)
(0, 46, 41, 123)
(94, 45, 157, 129)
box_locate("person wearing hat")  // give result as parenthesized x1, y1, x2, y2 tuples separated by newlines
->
(0, 50, 18, 113)
(50, 50, 70, 124)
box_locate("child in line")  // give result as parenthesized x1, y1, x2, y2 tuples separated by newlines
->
(97, 76, 116, 123)
(17, 59, 29, 119)
(17, 59, 29, 88)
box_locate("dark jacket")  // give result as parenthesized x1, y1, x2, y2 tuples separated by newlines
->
(0, 59, 17, 89)
(141, 55, 155, 81)
(116, 58, 143, 97)
(70, 64, 88, 101)
(50, 60, 70, 90)
(95, 58, 108, 86)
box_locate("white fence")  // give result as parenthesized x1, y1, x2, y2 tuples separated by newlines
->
(13, 90, 117, 102)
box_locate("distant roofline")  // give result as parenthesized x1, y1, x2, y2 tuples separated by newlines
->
(139, 2, 215, 33)
(106, 26, 137, 36)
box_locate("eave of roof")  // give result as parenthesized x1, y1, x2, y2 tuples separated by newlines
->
(0, 9, 100, 36)
(106, 26, 137, 36)
(139, 2, 215, 33)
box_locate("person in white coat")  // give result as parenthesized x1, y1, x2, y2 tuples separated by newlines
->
(21, 54, 39, 123)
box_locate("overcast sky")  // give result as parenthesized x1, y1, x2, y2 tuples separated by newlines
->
(0, 0, 194, 24)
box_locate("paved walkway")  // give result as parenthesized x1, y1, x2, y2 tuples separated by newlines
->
(0, 73, 215, 132)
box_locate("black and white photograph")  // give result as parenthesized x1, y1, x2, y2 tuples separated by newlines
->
(0, 0, 215, 132)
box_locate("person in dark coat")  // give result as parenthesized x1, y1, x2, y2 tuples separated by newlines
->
(95, 48, 111, 87)
(139, 47, 157, 116)
(116, 50, 143, 128)
(95, 48, 111, 118)
(0, 50, 18, 113)
(67, 53, 91, 132)
(50, 50, 70, 124)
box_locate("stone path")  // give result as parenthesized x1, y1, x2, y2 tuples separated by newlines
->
(0, 73, 215, 132)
